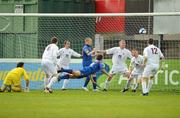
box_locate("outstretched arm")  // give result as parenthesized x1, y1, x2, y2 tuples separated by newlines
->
(25, 79, 30, 92)
(101, 69, 112, 78)
(97, 47, 116, 55)
(23, 69, 29, 92)
(97, 50, 106, 54)
(72, 49, 82, 57)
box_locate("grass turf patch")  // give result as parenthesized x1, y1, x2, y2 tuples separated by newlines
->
(0, 90, 180, 118)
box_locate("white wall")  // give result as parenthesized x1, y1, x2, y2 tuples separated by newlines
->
(153, 0, 180, 34)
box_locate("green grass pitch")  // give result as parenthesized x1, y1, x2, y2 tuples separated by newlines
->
(0, 90, 180, 118)
(0, 59, 179, 118)
(99, 59, 180, 91)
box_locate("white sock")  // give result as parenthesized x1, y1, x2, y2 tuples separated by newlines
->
(134, 83, 139, 90)
(147, 79, 153, 93)
(104, 80, 110, 89)
(44, 78, 49, 88)
(62, 79, 69, 89)
(125, 79, 131, 89)
(142, 81, 147, 94)
(47, 77, 58, 88)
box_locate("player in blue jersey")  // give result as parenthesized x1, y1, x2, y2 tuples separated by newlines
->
(82, 37, 97, 91)
(45, 55, 111, 93)
(58, 55, 110, 80)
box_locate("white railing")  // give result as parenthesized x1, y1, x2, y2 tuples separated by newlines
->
(0, 12, 180, 17)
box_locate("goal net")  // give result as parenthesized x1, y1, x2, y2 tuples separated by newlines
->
(0, 13, 179, 91)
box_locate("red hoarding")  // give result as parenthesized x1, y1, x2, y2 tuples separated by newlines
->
(95, 0, 125, 33)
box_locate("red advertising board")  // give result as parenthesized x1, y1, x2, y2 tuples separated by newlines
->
(95, 0, 125, 33)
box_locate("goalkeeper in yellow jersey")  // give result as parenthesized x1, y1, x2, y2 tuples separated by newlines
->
(0, 62, 29, 92)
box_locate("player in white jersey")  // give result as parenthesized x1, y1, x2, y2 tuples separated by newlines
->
(122, 49, 144, 93)
(58, 40, 81, 90)
(141, 38, 164, 96)
(41, 36, 59, 93)
(98, 40, 132, 91)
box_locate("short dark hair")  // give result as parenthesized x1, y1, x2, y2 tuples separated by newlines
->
(96, 54, 103, 61)
(17, 62, 24, 68)
(51, 36, 58, 44)
(119, 39, 125, 42)
(64, 40, 70, 45)
(148, 38, 154, 44)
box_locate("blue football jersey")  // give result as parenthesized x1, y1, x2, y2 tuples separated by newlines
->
(80, 60, 103, 76)
(82, 44, 93, 67)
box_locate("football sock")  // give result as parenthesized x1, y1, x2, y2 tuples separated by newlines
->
(92, 76, 97, 90)
(58, 68, 73, 74)
(83, 76, 90, 87)
(47, 76, 58, 88)
(134, 83, 139, 90)
(62, 79, 69, 89)
(104, 80, 110, 89)
(58, 74, 70, 81)
(147, 79, 153, 92)
(125, 80, 131, 89)
(142, 81, 148, 93)
(44, 77, 49, 88)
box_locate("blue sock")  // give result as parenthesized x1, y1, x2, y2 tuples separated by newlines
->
(61, 68, 73, 74)
(92, 77, 97, 89)
(58, 74, 70, 81)
(83, 76, 90, 87)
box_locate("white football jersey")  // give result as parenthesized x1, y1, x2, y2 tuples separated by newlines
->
(42, 44, 59, 65)
(58, 48, 81, 67)
(143, 44, 164, 67)
(131, 55, 144, 74)
(106, 47, 132, 68)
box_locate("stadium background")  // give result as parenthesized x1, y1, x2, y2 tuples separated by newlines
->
(0, 0, 179, 90)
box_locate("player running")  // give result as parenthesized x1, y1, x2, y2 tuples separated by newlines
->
(122, 49, 144, 93)
(141, 38, 164, 96)
(45, 55, 111, 93)
(98, 39, 132, 91)
(58, 40, 81, 90)
(0, 62, 29, 92)
(41, 36, 59, 93)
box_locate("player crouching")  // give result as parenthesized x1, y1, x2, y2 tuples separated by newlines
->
(0, 62, 29, 92)
(122, 49, 144, 93)
(45, 54, 111, 93)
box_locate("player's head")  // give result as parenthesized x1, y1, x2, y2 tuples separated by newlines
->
(17, 62, 24, 68)
(51, 36, 58, 45)
(148, 38, 154, 45)
(119, 39, 126, 49)
(96, 54, 103, 61)
(131, 49, 139, 57)
(85, 37, 92, 46)
(64, 40, 70, 48)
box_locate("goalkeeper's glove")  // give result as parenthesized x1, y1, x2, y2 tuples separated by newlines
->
(24, 87, 29, 92)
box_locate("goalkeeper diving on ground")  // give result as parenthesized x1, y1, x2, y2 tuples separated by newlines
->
(45, 54, 111, 93)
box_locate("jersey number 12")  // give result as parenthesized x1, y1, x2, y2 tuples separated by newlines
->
(151, 48, 158, 54)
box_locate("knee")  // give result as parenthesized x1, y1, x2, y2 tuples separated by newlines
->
(52, 73, 59, 78)
(108, 75, 112, 81)
(150, 76, 154, 80)
(46, 74, 50, 78)
(12, 86, 21, 92)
